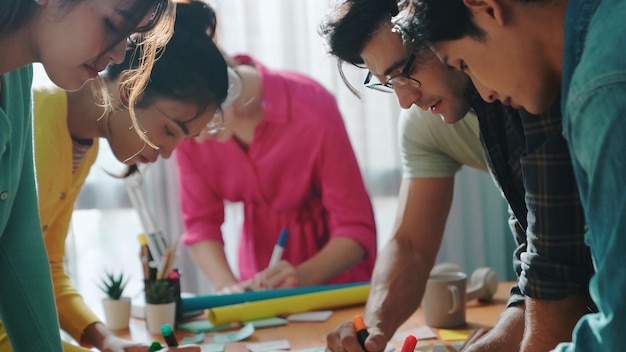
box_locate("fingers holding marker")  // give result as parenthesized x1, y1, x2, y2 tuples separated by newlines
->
(352, 314, 369, 351)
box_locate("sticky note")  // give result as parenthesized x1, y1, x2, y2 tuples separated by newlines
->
(438, 329, 472, 341)
(246, 339, 290, 352)
(289, 348, 326, 352)
(213, 322, 255, 343)
(178, 320, 234, 333)
(415, 342, 447, 352)
(181, 333, 205, 344)
(451, 342, 465, 351)
(394, 326, 438, 341)
(287, 310, 333, 322)
(431, 343, 448, 352)
(415, 342, 433, 352)
(245, 316, 288, 329)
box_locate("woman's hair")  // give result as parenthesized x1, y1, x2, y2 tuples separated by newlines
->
(105, 0, 229, 176)
(1, 0, 175, 149)
(1, 0, 174, 50)
(99, 0, 176, 149)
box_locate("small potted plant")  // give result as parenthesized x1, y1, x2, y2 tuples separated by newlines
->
(99, 271, 131, 330)
(144, 279, 176, 334)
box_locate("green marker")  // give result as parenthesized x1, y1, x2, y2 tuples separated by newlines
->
(147, 341, 162, 352)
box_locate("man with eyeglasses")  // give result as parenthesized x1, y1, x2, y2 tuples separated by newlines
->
(319, 0, 592, 351)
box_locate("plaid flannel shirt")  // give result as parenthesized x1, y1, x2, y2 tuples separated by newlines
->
(467, 87, 593, 307)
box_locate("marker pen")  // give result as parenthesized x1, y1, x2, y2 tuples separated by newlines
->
(268, 229, 289, 268)
(352, 314, 369, 351)
(147, 341, 162, 352)
(400, 335, 418, 352)
(160, 323, 179, 347)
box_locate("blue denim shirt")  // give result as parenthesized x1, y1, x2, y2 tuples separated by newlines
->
(555, 0, 626, 350)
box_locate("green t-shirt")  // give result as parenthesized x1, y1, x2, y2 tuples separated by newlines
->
(399, 105, 487, 179)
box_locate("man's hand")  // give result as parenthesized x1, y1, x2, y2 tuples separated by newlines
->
(100, 334, 149, 352)
(326, 319, 388, 352)
(460, 306, 525, 352)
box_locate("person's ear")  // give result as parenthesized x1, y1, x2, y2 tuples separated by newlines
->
(463, 0, 506, 27)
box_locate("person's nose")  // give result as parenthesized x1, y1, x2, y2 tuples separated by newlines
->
(159, 146, 173, 160)
(394, 86, 422, 109)
(107, 39, 128, 65)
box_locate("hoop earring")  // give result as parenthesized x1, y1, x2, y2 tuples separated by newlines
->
(221, 67, 242, 108)
(122, 140, 147, 164)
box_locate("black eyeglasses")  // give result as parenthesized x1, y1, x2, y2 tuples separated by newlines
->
(363, 52, 421, 93)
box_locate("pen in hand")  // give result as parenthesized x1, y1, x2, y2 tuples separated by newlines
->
(161, 323, 179, 347)
(268, 228, 289, 268)
(352, 314, 369, 351)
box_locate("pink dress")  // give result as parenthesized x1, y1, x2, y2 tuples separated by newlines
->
(176, 56, 376, 284)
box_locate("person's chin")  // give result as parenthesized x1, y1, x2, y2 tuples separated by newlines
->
(523, 102, 551, 115)
(440, 111, 466, 124)
(52, 75, 91, 92)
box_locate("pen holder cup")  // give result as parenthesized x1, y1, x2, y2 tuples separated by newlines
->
(144, 274, 182, 326)
(145, 301, 176, 334)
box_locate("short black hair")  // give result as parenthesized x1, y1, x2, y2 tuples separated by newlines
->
(319, 0, 399, 66)
(392, 0, 486, 53)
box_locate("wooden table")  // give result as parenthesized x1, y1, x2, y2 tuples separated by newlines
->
(118, 282, 513, 351)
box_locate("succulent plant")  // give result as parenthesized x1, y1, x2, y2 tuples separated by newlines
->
(98, 272, 129, 300)
(145, 279, 175, 304)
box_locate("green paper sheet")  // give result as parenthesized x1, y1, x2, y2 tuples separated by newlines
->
(213, 323, 255, 343)
(177, 320, 234, 333)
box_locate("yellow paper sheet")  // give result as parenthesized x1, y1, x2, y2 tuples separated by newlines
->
(207, 284, 370, 324)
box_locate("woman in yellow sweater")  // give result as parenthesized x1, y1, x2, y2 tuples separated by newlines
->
(0, 3, 228, 351)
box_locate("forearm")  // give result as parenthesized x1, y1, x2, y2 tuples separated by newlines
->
(362, 178, 452, 339)
(188, 241, 237, 291)
(363, 238, 431, 340)
(521, 295, 589, 352)
(296, 237, 365, 286)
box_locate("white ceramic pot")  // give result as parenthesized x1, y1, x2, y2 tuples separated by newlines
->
(102, 297, 131, 330)
(145, 302, 176, 334)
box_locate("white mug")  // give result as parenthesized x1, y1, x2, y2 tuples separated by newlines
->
(422, 272, 467, 328)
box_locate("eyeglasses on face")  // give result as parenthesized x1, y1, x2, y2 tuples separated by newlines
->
(363, 52, 421, 93)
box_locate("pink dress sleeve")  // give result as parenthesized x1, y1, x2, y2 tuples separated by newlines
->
(176, 139, 225, 246)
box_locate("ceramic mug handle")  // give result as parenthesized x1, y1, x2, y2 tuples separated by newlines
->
(448, 285, 461, 314)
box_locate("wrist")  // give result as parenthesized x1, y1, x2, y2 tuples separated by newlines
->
(81, 322, 110, 350)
